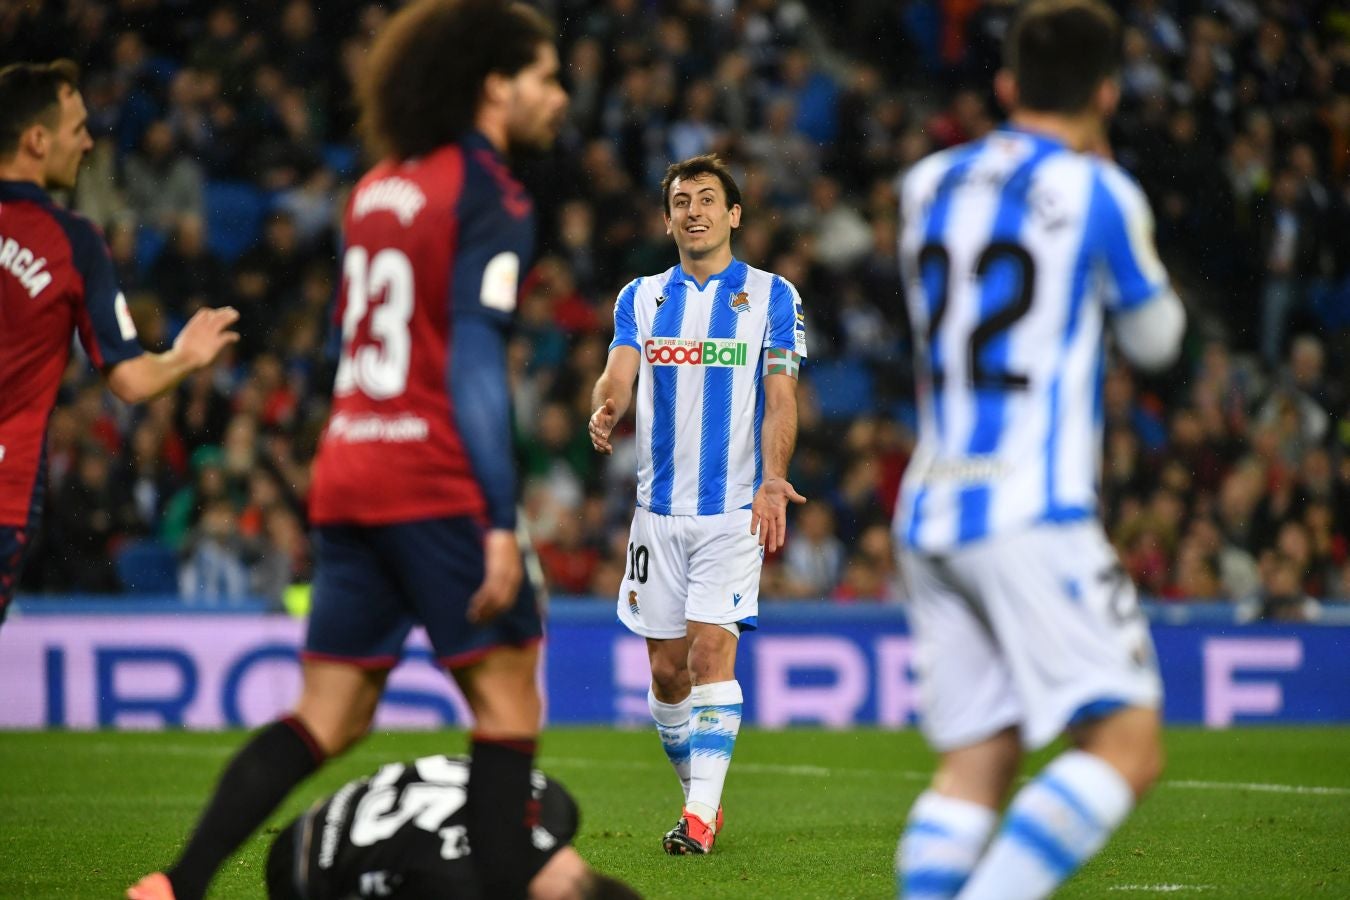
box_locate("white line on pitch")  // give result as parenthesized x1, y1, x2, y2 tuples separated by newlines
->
(1108, 885, 1217, 893)
(72, 742, 1350, 796)
(1164, 778, 1350, 797)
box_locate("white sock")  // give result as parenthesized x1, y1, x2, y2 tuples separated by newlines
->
(648, 688, 692, 801)
(897, 790, 998, 899)
(958, 751, 1135, 900)
(686, 680, 742, 826)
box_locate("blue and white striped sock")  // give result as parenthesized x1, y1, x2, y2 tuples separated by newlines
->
(958, 751, 1134, 900)
(648, 688, 692, 801)
(897, 790, 997, 899)
(686, 680, 742, 826)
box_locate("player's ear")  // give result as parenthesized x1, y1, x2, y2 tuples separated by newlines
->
(20, 122, 49, 160)
(483, 71, 512, 108)
(664, 212, 673, 235)
(1095, 77, 1121, 120)
(728, 203, 742, 229)
(994, 69, 1017, 113)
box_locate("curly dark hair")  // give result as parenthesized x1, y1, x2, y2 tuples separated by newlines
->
(357, 0, 554, 161)
(659, 154, 743, 217)
(0, 59, 80, 158)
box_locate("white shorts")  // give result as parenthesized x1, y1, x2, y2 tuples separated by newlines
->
(615, 506, 763, 639)
(900, 520, 1162, 752)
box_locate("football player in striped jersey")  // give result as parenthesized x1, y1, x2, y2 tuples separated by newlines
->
(589, 154, 808, 855)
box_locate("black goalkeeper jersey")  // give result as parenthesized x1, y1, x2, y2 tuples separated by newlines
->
(285, 755, 578, 899)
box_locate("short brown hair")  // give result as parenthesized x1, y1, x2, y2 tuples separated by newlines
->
(660, 154, 742, 217)
(0, 59, 80, 158)
(358, 0, 554, 161)
(1006, 0, 1122, 114)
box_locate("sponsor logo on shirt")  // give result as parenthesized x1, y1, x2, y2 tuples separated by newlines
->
(919, 455, 1013, 485)
(326, 412, 430, 444)
(644, 338, 748, 367)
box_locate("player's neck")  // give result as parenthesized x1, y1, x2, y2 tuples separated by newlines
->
(679, 246, 734, 284)
(474, 112, 508, 154)
(0, 156, 46, 186)
(1007, 110, 1105, 154)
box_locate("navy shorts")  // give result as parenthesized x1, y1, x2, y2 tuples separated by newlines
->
(1, 466, 43, 626)
(306, 516, 543, 669)
(0, 525, 32, 625)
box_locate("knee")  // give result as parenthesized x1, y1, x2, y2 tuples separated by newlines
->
(1076, 710, 1165, 797)
(686, 633, 736, 685)
(298, 711, 372, 758)
(649, 656, 690, 700)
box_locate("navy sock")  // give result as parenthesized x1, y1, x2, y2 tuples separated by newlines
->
(467, 735, 538, 900)
(168, 716, 324, 900)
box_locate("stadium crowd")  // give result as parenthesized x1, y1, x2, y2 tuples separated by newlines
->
(3, 0, 1348, 616)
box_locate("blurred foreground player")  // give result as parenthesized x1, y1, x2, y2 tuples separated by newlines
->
(265, 756, 639, 900)
(0, 59, 238, 627)
(892, 1, 1186, 898)
(129, 2, 567, 898)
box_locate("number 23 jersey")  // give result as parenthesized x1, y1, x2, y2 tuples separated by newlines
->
(311, 132, 533, 526)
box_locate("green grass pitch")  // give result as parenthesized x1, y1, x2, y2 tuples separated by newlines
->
(2, 727, 1348, 898)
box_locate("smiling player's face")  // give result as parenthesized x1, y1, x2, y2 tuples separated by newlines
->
(665, 173, 741, 260)
(505, 42, 568, 152)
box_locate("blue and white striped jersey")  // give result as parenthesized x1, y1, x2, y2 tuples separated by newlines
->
(895, 128, 1173, 552)
(610, 259, 807, 516)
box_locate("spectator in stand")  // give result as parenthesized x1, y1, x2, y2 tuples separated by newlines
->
(149, 214, 224, 319)
(178, 498, 252, 605)
(122, 120, 205, 236)
(50, 445, 122, 592)
(781, 501, 844, 599)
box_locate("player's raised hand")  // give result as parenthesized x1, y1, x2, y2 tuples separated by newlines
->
(588, 398, 618, 455)
(174, 306, 240, 369)
(750, 476, 806, 554)
(468, 528, 523, 624)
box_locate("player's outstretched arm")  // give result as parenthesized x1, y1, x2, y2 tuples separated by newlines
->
(751, 371, 806, 554)
(588, 346, 639, 455)
(106, 306, 240, 404)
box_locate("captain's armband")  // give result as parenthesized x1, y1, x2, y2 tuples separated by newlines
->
(763, 348, 801, 379)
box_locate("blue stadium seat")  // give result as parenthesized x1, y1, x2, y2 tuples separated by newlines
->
(808, 360, 875, 420)
(135, 225, 167, 276)
(203, 180, 270, 262)
(321, 143, 360, 179)
(115, 540, 179, 595)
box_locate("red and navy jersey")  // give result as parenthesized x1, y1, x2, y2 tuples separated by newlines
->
(0, 180, 142, 526)
(310, 133, 534, 528)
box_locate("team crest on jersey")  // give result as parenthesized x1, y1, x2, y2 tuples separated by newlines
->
(730, 290, 749, 312)
(628, 591, 640, 615)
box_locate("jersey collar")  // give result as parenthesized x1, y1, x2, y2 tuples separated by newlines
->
(674, 257, 743, 292)
(999, 123, 1071, 153)
(0, 179, 51, 204)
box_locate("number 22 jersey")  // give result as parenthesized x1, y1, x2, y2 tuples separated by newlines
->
(895, 128, 1174, 553)
(310, 132, 533, 528)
